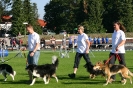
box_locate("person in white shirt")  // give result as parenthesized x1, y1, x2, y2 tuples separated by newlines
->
(26, 24, 40, 83)
(68, 25, 93, 78)
(109, 21, 126, 83)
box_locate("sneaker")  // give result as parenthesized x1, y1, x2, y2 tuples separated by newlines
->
(68, 73, 75, 78)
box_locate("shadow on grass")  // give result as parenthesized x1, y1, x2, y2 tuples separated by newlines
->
(0, 79, 44, 85)
(62, 81, 105, 85)
(58, 75, 106, 85)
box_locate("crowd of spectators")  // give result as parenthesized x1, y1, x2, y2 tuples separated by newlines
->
(88, 36, 110, 49)
(38, 35, 110, 50)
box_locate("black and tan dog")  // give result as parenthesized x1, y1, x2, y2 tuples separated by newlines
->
(26, 56, 59, 86)
(84, 62, 105, 79)
(93, 61, 133, 86)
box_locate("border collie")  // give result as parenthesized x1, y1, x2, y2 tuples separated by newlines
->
(25, 56, 59, 85)
(0, 64, 16, 81)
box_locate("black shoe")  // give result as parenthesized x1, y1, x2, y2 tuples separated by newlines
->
(68, 73, 75, 78)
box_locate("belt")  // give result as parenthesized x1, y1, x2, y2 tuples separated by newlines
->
(30, 50, 40, 52)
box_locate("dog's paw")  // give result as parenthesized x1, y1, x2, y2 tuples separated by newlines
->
(30, 84, 33, 86)
(103, 83, 108, 86)
(4, 78, 7, 81)
(45, 82, 49, 84)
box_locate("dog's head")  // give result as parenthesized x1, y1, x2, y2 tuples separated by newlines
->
(84, 62, 93, 68)
(84, 62, 94, 73)
(25, 64, 37, 72)
(52, 55, 57, 64)
(93, 61, 103, 70)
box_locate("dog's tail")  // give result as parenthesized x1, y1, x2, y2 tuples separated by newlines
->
(52, 55, 59, 67)
(128, 69, 133, 76)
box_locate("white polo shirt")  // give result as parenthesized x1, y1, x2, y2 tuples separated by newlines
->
(111, 30, 126, 53)
(28, 32, 40, 51)
(77, 33, 88, 53)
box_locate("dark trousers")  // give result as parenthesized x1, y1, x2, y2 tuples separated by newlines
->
(73, 52, 92, 68)
(109, 53, 126, 80)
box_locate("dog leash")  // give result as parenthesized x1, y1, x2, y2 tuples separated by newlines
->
(105, 53, 121, 64)
(0, 48, 27, 64)
(0, 52, 20, 64)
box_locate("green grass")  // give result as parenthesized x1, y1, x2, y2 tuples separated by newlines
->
(0, 50, 133, 88)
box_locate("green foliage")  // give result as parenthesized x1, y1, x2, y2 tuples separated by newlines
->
(0, 0, 12, 22)
(44, 0, 133, 33)
(102, 0, 133, 32)
(1, 0, 133, 36)
(11, 0, 24, 36)
(10, 0, 41, 36)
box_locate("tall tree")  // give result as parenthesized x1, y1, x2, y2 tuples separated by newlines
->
(31, 3, 42, 34)
(23, 0, 32, 24)
(0, 0, 12, 22)
(103, 0, 133, 32)
(23, 0, 42, 34)
(11, 0, 24, 36)
(86, 0, 104, 33)
(44, 0, 81, 33)
(119, 0, 133, 32)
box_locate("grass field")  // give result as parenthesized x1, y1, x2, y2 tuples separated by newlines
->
(0, 50, 133, 88)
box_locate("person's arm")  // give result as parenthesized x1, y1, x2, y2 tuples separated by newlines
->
(116, 32, 126, 51)
(30, 35, 40, 56)
(33, 43, 40, 53)
(30, 42, 40, 56)
(116, 40, 126, 51)
(86, 39, 90, 53)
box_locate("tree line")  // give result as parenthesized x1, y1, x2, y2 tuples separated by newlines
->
(0, 0, 42, 36)
(1, 0, 133, 36)
(44, 0, 133, 33)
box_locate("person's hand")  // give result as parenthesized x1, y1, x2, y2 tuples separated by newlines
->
(116, 46, 119, 51)
(86, 50, 89, 54)
(30, 52, 34, 56)
(21, 47, 26, 51)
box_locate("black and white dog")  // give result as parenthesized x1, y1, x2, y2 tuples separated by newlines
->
(0, 64, 16, 81)
(25, 56, 59, 85)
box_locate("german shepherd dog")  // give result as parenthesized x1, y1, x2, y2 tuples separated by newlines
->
(84, 62, 105, 79)
(0, 64, 16, 81)
(93, 61, 133, 86)
(25, 56, 59, 86)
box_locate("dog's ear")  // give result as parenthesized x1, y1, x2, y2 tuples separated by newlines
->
(103, 60, 107, 64)
(97, 61, 101, 64)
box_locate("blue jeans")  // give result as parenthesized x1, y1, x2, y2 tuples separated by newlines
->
(27, 51, 40, 65)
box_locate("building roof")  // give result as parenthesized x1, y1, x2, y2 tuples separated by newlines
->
(37, 19, 47, 27)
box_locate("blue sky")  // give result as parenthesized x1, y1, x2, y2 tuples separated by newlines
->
(30, 0, 50, 19)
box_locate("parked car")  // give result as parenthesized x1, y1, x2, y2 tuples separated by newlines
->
(43, 29, 56, 35)
(59, 30, 67, 35)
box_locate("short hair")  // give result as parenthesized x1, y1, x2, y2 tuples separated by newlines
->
(78, 25, 84, 32)
(26, 24, 33, 28)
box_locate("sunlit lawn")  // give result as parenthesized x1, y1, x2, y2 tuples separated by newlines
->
(0, 50, 133, 88)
